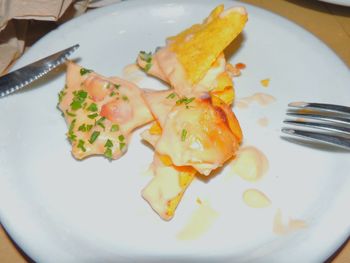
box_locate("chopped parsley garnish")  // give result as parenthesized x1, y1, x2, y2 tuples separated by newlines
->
(110, 91, 116, 97)
(166, 92, 177, 99)
(69, 119, 76, 133)
(89, 131, 100, 144)
(119, 142, 126, 151)
(104, 139, 114, 159)
(105, 139, 113, 148)
(118, 134, 125, 142)
(114, 84, 120, 90)
(77, 140, 86, 152)
(87, 103, 98, 112)
(80, 68, 93, 76)
(78, 124, 87, 132)
(144, 63, 152, 72)
(65, 110, 76, 117)
(58, 90, 66, 103)
(122, 95, 129, 102)
(110, 124, 119, 132)
(104, 148, 113, 159)
(176, 97, 195, 105)
(78, 123, 93, 132)
(68, 132, 77, 142)
(70, 90, 88, 111)
(68, 119, 77, 141)
(139, 51, 152, 72)
(139, 51, 152, 62)
(181, 129, 187, 141)
(95, 117, 106, 129)
(88, 113, 99, 119)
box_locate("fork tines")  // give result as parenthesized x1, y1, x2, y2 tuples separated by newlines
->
(282, 102, 350, 150)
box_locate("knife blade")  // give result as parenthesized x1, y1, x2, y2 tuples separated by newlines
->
(0, 44, 79, 98)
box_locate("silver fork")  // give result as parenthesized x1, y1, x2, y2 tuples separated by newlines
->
(281, 102, 350, 150)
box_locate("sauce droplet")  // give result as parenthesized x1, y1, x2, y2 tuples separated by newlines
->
(260, 78, 270, 88)
(177, 201, 219, 240)
(273, 209, 307, 235)
(231, 146, 269, 182)
(243, 189, 271, 208)
(236, 93, 276, 109)
(257, 117, 269, 127)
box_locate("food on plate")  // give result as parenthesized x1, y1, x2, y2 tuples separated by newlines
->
(58, 4, 247, 220)
(141, 153, 196, 220)
(58, 61, 153, 159)
(137, 4, 248, 103)
(142, 91, 242, 175)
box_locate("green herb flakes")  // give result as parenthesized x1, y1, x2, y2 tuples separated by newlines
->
(139, 51, 152, 72)
(110, 124, 119, 132)
(80, 68, 93, 76)
(122, 95, 129, 102)
(181, 129, 187, 141)
(95, 117, 106, 129)
(119, 142, 126, 151)
(104, 148, 113, 159)
(118, 134, 125, 142)
(78, 124, 87, 132)
(166, 92, 177, 99)
(88, 113, 99, 119)
(77, 140, 86, 152)
(58, 90, 66, 103)
(70, 90, 88, 111)
(139, 51, 152, 62)
(105, 139, 113, 148)
(65, 110, 76, 117)
(176, 97, 195, 105)
(67, 119, 77, 142)
(89, 131, 100, 144)
(144, 63, 152, 72)
(87, 103, 98, 112)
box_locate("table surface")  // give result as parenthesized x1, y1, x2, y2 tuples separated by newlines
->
(0, 0, 349, 262)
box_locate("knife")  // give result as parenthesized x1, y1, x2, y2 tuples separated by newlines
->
(0, 44, 79, 98)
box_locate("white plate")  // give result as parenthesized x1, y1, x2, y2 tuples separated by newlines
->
(1, 0, 349, 262)
(318, 0, 350, 7)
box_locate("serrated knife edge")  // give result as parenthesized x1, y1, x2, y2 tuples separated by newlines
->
(0, 44, 79, 98)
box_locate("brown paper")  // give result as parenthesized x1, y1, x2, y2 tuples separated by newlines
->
(0, 0, 121, 75)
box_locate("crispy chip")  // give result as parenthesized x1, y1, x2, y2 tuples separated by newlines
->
(169, 5, 247, 84)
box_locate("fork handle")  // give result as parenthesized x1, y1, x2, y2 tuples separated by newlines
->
(288, 102, 350, 115)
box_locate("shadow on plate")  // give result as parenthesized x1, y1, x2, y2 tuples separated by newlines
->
(280, 135, 350, 153)
(224, 32, 246, 61)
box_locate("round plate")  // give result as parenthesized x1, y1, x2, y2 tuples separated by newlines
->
(0, 0, 349, 262)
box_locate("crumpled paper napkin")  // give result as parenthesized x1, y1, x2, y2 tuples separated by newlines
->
(0, 0, 121, 75)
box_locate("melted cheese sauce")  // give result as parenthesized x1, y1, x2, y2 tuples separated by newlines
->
(59, 62, 153, 160)
(142, 166, 182, 219)
(155, 100, 239, 175)
(231, 146, 269, 182)
(177, 201, 219, 240)
(122, 63, 144, 83)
